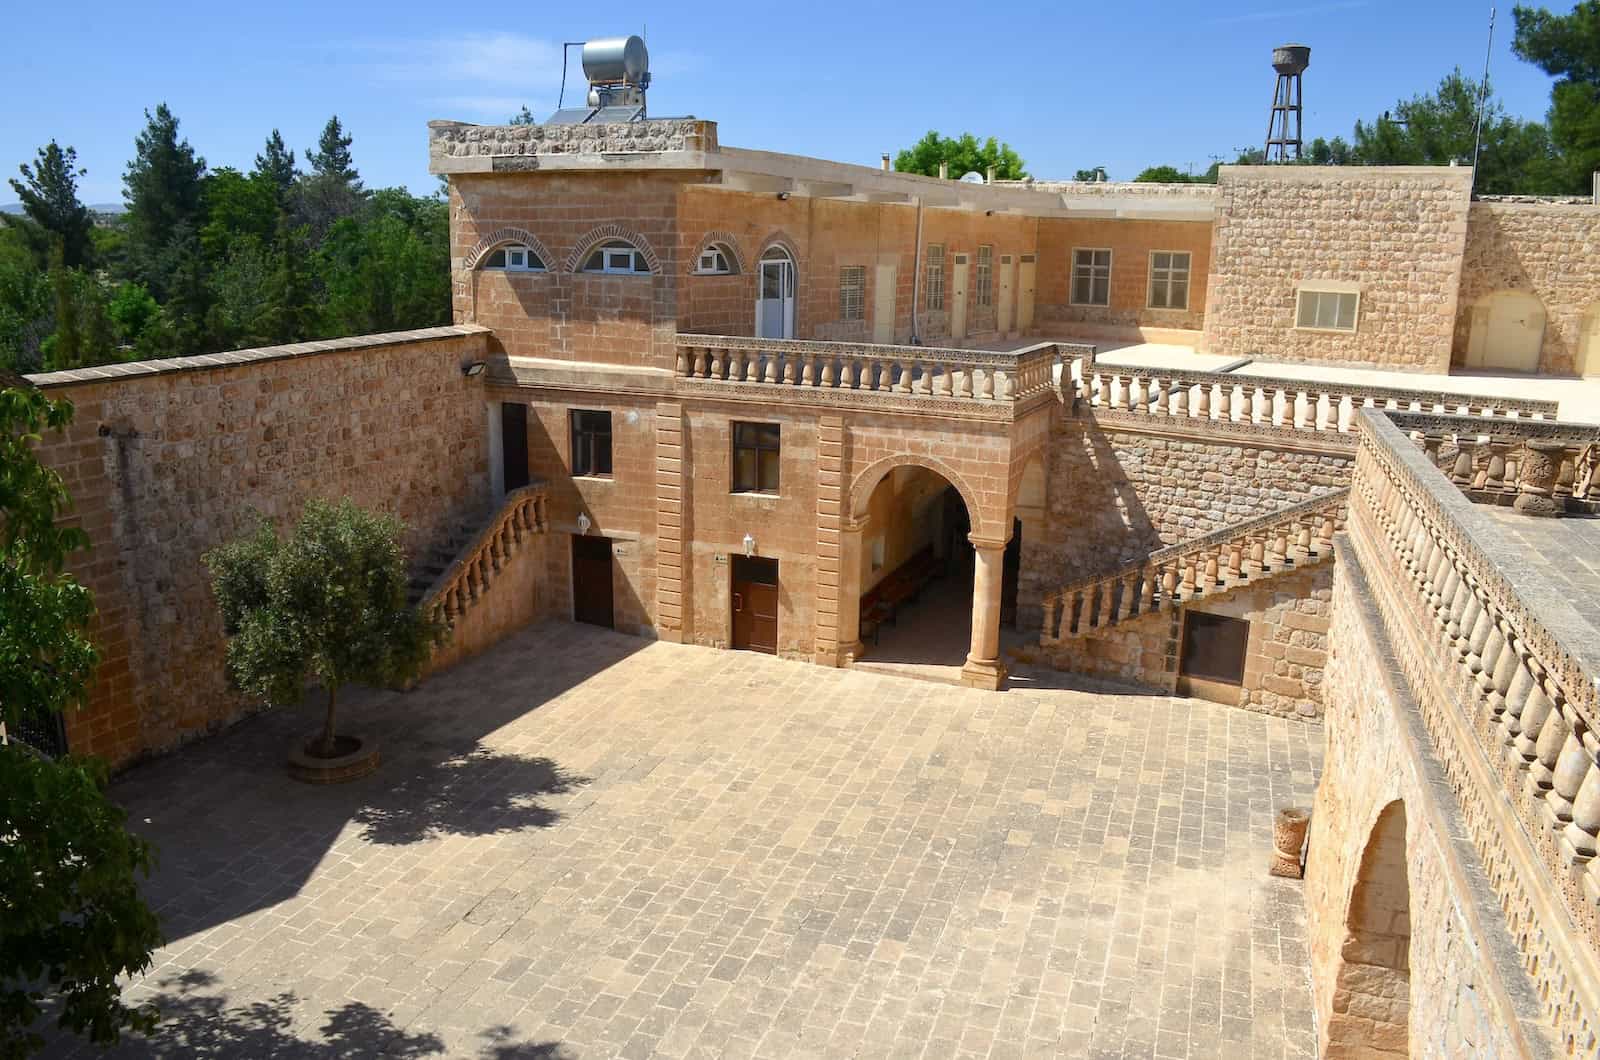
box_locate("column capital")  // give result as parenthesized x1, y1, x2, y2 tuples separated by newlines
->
(968, 532, 1010, 551)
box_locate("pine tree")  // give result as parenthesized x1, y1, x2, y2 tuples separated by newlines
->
(43, 245, 82, 371)
(122, 104, 206, 303)
(253, 129, 298, 204)
(4, 142, 93, 270)
(307, 116, 361, 190)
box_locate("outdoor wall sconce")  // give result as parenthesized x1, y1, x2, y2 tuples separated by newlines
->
(984, 209, 995, 216)
(461, 361, 486, 377)
(776, 191, 790, 201)
(577, 512, 591, 535)
(742, 532, 756, 555)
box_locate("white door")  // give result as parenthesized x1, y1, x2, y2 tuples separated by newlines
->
(950, 256, 970, 340)
(997, 255, 1015, 335)
(1466, 290, 1543, 373)
(1018, 255, 1037, 331)
(873, 264, 897, 344)
(756, 249, 795, 339)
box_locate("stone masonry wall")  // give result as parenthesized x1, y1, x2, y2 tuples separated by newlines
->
(28, 329, 494, 767)
(1202, 166, 1472, 371)
(1034, 217, 1212, 335)
(1454, 201, 1600, 375)
(1306, 543, 1555, 1058)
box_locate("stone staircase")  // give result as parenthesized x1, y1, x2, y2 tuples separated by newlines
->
(408, 483, 549, 627)
(1038, 487, 1350, 647)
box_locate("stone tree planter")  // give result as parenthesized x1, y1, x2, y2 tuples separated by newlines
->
(287, 731, 380, 784)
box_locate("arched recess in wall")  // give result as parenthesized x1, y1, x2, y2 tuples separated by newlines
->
(462, 227, 556, 272)
(1013, 455, 1046, 546)
(690, 231, 746, 275)
(562, 223, 662, 275)
(849, 454, 988, 542)
(1577, 299, 1600, 377)
(1325, 800, 1412, 1057)
(1464, 290, 1545, 373)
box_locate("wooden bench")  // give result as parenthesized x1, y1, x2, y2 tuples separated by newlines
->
(859, 546, 945, 644)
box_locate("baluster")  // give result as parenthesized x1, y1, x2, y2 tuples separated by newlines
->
(1231, 383, 1248, 422)
(1336, 394, 1355, 432)
(1226, 542, 1243, 580)
(952, 367, 971, 398)
(1117, 572, 1140, 620)
(800, 355, 816, 386)
(1212, 383, 1228, 421)
(710, 349, 726, 380)
(1140, 565, 1158, 612)
(1548, 729, 1591, 824)
(1526, 705, 1571, 804)
(932, 366, 952, 397)
(912, 362, 931, 396)
(1202, 552, 1219, 592)
(1129, 375, 1147, 412)
(892, 361, 910, 394)
(675, 347, 689, 376)
(1170, 382, 1189, 418)
(975, 367, 993, 400)
(779, 354, 795, 384)
(1293, 390, 1311, 429)
(1109, 373, 1127, 410)
(819, 357, 836, 388)
(1159, 564, 1178, 607)
(1069, 590, 1085, 635)
(1561, 753, 1600, 862)
(994, 369, 1013, 400)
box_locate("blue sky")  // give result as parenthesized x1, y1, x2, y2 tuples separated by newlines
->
(0, 0, 1567, 204)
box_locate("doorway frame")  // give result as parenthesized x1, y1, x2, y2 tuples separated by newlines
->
(730, 553, 780, 654)
(755, 246, 796, 339)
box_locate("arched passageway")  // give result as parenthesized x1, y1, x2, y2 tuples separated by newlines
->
(1325, 800, 1412, 1058)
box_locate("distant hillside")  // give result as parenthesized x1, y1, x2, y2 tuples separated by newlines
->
(1, 202, 125, 215)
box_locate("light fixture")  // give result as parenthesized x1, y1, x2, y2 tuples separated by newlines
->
(742, 532, 756, 556)
(577, 512, 591, 535)
(776, 191, 790, 201)
(984, 209, 995, 217)
(461, 360, 486, 377)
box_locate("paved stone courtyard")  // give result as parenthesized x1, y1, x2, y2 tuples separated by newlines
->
(61, 623, 1322, 1059)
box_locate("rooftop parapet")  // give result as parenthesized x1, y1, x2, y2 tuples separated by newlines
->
(428, 118, 719, 174)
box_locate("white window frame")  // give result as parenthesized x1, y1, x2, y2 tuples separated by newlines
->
(1295, 284, 1361, 333)
(482, 243, 545, 273)
(584, 241, 651, 275)
(695, 246, 733, 275)
(1071, 248, 1112, 307)
(1147, 250, 1191, 311)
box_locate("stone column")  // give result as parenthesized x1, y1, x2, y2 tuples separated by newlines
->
(961, 534, 1009, 691)
(1514, 439, 1565, 517)
(836, 517, 867, 665)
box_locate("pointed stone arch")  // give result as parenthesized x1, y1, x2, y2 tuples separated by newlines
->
(1325, 799, 1412, 1058)
(691, 230, 747, 275)
(563, 223, 662, 275)
(462, 227, 555, 271)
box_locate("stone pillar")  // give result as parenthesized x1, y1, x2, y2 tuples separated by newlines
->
(836, 518, 867, 664)
(654, 402, 688, 643)
(812, 415, 850, 666)
(961, 534, 1009, 690)
(1514, 439, 1565, 517)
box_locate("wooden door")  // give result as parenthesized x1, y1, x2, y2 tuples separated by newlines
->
(501, 402, 529, 493)
(572, 535, 614, 629)
(731, 555, 778, 654)
(872, 264, 897, 344)
(950, 257, 970, 339)
(997, 255, 1015, 334)
(1017, 255, 1037, 331)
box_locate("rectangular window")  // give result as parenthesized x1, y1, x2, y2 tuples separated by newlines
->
(840, 266, 865, 321)
(570, 409, 612, 478)
(1179, 611, 1249, 685)
(926, 244, 945, 311)
(976, 245, 994, 307)
(1296, 288, 1360, 332)
(1072, 249, 1112, 306)
(732, 421, 781, 494)
(1147, 251, 1191, 310)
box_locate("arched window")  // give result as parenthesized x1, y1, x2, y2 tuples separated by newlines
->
(481, 244, 545, 272)
(695, 243, 737, 275)
(583, 240, 652, 275)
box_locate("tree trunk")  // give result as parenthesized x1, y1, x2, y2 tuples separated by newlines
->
(318, 684, 340, 757)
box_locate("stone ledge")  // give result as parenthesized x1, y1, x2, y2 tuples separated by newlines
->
(26, 326, 491, 390)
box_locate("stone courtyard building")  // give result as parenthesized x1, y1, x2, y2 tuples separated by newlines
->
(20, 78, 1600, 1057)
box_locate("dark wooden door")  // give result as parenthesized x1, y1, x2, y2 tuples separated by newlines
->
(572, 535, 614, 629)
(501, 402, 530, 492)
(732, 556, 779, 654)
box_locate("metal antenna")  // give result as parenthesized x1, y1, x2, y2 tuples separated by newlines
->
(557, 41, 585, 110)
(1471, 7, 1497, 191)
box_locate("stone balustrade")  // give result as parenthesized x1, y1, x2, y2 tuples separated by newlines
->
(1387, 410, 1600, 517)
(1349, 409, 1600, 1051)
(674, 335, 1093, 418)
(421, 484, 550, 626)
(1039, 488, 1349, 645)
(1086, 366, 1558, 436)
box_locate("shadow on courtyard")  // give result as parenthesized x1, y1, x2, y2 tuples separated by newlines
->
(95, 970, 576, 1059)
(111, 622, 644, 943)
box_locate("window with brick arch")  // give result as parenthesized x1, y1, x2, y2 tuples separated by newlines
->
(976, 245, 994, 307)
(925, 244, 945, 311)
(839, 266, 865, 321)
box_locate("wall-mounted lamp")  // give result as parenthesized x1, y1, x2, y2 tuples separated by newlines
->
(577, 512, 591, 535)
(776, 191, 790, 201)
(742, 532, 756, 556)
(984, 209, 995, 217)
(461, 360, 486, 378)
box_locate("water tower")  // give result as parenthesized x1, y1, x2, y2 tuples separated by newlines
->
(1264, 44, 1310, 161)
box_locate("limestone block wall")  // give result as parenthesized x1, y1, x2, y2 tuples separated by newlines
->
(1202, 166, 1473, 371)
(1034, 217, 1212, 335)
(1306, 544, 1555, 1059)
(27, 328, 494, 766)
(1037, 563, 1333, 721)
(1454, 201, 1600, 375)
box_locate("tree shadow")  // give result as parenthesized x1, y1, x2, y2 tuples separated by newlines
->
(476, 1024, 579, 1059)
(352, 749, 585, 846)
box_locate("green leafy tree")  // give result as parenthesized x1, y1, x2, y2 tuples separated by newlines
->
(0, 382, 163, 1056)
(1514, 2, 1600, 192)
(263, 220, 319, 344)
(204, 498, 444, 758)
(106, 282, 159, 349)
(0, 230, 51, 373)
(4, 142, 93, 270)
(893, 131, 1027, 180)
(252, 129, 298, 205)
(1072, 166, 1107, 182)
(38, 250, 115, 372)
(315, 191, 449, 335)
(509, 106, 537, 126)
(122, 104, 206, 305)
(199, 168, 280, 262)
(1133, 165, 1202, 183)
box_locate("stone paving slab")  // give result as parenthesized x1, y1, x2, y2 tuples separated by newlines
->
(50, 622, 1321, 1059)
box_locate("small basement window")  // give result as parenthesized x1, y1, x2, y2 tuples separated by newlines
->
(1296, 287, 1360, 332)
(482, 244, 544, 271)
(696, 246, 734, 274)
(584, 241, 651, 275)
(1178, 612, 1249, 685)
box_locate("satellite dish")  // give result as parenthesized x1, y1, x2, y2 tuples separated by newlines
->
(959, 171, 986, 184)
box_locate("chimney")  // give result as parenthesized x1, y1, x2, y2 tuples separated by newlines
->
(938, 161, 949, 179)
(881, 153, 891, 171)
(986, 165, 996, 183)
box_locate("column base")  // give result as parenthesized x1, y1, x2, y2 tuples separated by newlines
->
(813, 641, 865, 668)
(960, 655, 1007, 691)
